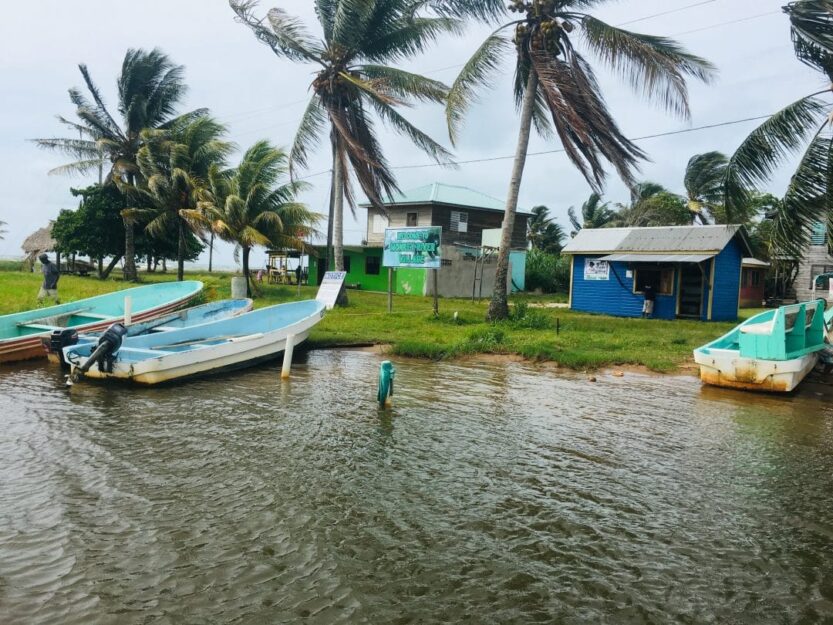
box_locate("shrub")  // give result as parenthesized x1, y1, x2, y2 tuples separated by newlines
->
(525, 249, 570, 293)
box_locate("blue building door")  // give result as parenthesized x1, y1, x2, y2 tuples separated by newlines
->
(678, 264, 703, 318)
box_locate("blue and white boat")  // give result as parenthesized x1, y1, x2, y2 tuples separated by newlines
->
(45, 298, 253, 364)
(0, 281, 203, 363)
(64, 300, 326, 385)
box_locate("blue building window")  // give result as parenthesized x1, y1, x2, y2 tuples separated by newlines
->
(633, 267, 674, 295)
(811, 222, 826, 246)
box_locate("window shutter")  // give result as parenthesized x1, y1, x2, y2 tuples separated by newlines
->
(451, 210, 468, 233)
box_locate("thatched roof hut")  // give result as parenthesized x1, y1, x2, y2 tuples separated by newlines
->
(21, 222, 56, 256)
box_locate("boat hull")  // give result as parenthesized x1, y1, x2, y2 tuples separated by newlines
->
(0, 282, 203, 364)
(68, 303, 324, 385)
(694, 349, 818, 393)
(44, 299, 253, 364)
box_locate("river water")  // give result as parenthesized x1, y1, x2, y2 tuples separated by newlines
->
(1, 351, 833, 624)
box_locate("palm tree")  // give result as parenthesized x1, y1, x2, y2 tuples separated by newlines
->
(567, 192, 615, 234)
(34, 48, 200, 281)
(196, 140, 318, 296)
(126, 115, 233, 281)
(230, 0, 456, 283)
(0, 220, 6, 240)
(683, 151, 727, 224)
(445, 0, 715, 319)
(612, 189, 690, 227)
(722, 1, 833, 258)
(527, 205, 565, 253)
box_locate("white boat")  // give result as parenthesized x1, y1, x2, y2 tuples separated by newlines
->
(45, 298, 253, 364)
(64, 300, 326, 385)
(693, 300, 830, 393)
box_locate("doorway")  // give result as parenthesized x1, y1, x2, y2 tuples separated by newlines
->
(678, 264, 704, 318)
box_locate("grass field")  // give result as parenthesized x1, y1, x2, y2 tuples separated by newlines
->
(0, 267, 745, 372)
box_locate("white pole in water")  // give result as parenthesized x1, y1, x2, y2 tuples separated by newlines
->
(124, 296, 132, 325)
(281, 334, 295, 379)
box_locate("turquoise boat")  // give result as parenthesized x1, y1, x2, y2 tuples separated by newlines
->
(0, 281, 203, 363)
(45, 298, 253, 365)
(64, 300, 326, 385)
(693, 300, 832, 392)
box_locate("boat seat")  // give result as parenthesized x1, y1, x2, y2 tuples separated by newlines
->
(740, 321, 774, 336)
(149, 325, 179, 332)
(81, 313, 112, 319)
(19, 323, 57, 331)
(116, 347, 171, 358)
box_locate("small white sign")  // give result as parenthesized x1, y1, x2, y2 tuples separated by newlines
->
(584, 260, 610, 281)
(626, 270, 633, 279)
(316, 271, 347, 310)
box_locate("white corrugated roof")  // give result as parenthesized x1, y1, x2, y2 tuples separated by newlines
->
(742, 257, 770, 268)
(600, 253, 715, 263)
(563, 225, 748, 255)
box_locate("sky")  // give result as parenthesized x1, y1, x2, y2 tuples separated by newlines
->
(0, 0, 823, 270)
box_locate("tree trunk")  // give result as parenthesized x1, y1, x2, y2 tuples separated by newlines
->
(487, 69, 538, 321)
(332, 144, 348, 306)
(123, 218, 137, 282)
(325, 145, 337, 274)
(147, 255, 152, 272)
(162, 258, 167, 273)
(242, 245, 251, 297)
(333, 147, 344, 272)
(55, 251, 61, 273)
(97, 257, 103, 279)
(208, 232, 214, 273)
(177, 218, 185, 281)
(101, 255, 123, 280)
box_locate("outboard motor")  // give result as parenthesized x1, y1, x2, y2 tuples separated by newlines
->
(77, 323, 128, 376)
(45, 328, 78, 366)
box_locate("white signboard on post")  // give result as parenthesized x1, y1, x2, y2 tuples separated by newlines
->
(316, 271, 347, 310)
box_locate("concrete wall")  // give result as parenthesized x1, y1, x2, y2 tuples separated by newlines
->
(795, 244, 833, 301)
(424, 245, 510, 299)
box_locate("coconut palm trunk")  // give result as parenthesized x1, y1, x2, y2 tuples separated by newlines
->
(177, 218, 186, 281)
(487, 70, 538, 321)
(332, 147, 345, 273)
(242, 245, 252, 297)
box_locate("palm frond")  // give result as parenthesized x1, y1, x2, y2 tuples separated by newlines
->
(230, 0, 323, 62)
(428, 0, 506, 21)
(723, 94, 831, 220)
(289, 96, 328, 177)
(357, 65, 449, 103)
(580, 16, 716, 119)
(784, 0, 833, 78)
(362, 16, 464, 63)
(531, 44, 645, 191)
(446, 31, 511, 144)
(366, 96, 455, 165)
(775, 130, 833, 257)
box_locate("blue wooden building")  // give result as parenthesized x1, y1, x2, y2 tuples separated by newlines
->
(562, 225, 754, 321)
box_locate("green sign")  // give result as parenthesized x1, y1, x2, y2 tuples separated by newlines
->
(383, 227, 442, 269)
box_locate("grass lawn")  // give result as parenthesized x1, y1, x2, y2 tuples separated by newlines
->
(0, 267, 744, 372)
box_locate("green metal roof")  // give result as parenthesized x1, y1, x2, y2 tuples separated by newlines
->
(362, 183, 528, 214)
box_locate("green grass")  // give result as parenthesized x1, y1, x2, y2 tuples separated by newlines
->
(0, 268, 746, 372)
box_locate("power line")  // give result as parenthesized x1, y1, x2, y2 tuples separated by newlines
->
(219, 0, 740, 124)
(672, 10, 780, 37)
(297, 113, 777, 178)
(617, 0, 719, 27)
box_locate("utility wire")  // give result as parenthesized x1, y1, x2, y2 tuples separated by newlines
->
(295, 113, 777, 178)
(617, 0, 719, 27)
(218, 0, 742, 123)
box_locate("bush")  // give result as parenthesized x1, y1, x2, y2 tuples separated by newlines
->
(525, 249, 570, 294)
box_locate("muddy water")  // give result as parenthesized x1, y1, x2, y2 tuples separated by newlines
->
(1, 352, 833, 624)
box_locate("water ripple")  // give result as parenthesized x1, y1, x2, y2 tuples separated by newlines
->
(1, 353, 832, 623)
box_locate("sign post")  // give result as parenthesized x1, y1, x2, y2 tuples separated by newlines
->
(432, 269, 439, 317)
(382, 226, 442, 314)
(315, 271, 347, 310)
(387, 267, 393, 313)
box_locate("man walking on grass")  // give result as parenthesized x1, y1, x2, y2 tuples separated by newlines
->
(38, 253, 60, 304)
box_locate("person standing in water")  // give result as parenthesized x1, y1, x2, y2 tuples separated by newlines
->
(38, 253, 60, 304)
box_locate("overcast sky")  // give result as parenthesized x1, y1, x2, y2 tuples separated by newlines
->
(0, 0, 822, 269)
